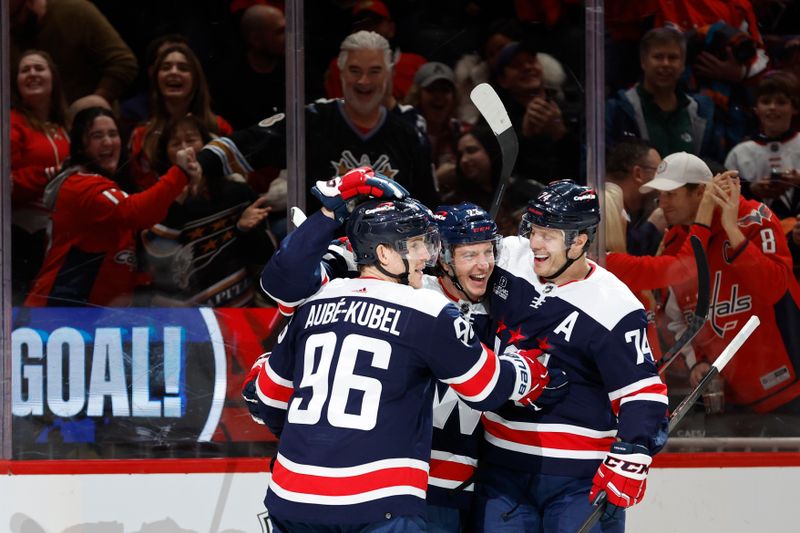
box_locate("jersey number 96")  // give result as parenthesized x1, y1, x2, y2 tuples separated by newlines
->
(288, 332, 391, 431)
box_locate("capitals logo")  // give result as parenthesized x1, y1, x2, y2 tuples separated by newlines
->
(709, 270, 752, 337)
(737, 203, 772, 228)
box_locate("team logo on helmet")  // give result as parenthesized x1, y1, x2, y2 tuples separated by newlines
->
(364, 202, 396, 215)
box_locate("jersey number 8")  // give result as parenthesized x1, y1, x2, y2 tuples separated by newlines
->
(287, 332, 391, 431)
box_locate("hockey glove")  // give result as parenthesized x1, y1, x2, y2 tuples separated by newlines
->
(529, 366, 569, 410)
(589, 442, 652, 520)
(241, 352, 270, 425)
(501, 349, 569, 410)
(311, 167, 409, 223)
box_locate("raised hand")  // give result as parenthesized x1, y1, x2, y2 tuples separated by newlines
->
(237, 195, 273, 231)
(312, 166, 409, 223)
(175, 147, 204, 196)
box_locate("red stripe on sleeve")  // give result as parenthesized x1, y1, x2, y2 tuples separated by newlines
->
(450, 346, 498, 399)
(256, 364, 293, 404)
(611, 382, 668, 416)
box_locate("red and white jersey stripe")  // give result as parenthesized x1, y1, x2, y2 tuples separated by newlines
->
(482, 412, 617, 461)
(439, 343, 499, 403)
(256, 359, 294, 409)
(608, 376, 668, 416)
(269, 453, 429, 505)
(428, 451, 477, 491)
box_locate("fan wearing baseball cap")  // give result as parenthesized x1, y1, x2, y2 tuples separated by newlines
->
(608, 151, 800, 415)
(639, 151, 712, 228)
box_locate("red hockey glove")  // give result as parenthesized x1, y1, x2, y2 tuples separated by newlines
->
(338, 166, 409, 200)
(241, 352, 270, 425)
(500, 348, 569, 410)
(590, 442, 652, 520)
(311, 167, 409, 223)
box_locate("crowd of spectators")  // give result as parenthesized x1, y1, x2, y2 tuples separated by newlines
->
(7, 0, 800, 427)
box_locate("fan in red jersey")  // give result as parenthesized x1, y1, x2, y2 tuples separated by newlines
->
(26, 107, 199, 307)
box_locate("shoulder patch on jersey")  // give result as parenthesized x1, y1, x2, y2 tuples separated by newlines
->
(556, 264, 644, 331)
(737, 203, 772, 228)
(258, 113, 286, 128)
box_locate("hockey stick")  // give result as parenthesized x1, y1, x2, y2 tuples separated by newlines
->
(657, 235, 710, 375)
(470, 83, 518, 220)
(576, 315, 761, 533)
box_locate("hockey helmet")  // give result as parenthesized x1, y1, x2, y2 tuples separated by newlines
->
(347, 198, 440, 267)
(433, 202, 500, 265)
(519, 179, 600, 245)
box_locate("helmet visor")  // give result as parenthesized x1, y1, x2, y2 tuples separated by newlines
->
(448, 236, 501, 268)
(395, 226, 441, 267)
(523, 223, 571, 251)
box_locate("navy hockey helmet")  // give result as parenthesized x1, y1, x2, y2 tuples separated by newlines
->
(346, 198, 440, 267)
(433, 202, 500, 264)
(519, 179, 600, 245)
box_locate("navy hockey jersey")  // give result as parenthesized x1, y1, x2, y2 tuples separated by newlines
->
(422, 275, 491, 509)
(261, 211, 493, 511)
(196, 99, 437, 209)
(484, 236, 669, 478)
(254, 278, 529, 524)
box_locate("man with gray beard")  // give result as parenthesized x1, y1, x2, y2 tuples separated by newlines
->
(196, 30, 437, 209)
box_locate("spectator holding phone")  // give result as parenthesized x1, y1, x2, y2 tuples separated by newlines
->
(725, 71, 800, 220)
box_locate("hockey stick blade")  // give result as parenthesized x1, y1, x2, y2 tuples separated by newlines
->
(658, 235, 710, 375)
(470, 83, 518, 220)
(577, 315, 760, 533)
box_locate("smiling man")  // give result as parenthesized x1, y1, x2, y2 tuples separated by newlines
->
(246, 178, 560, 531)
(475, 179, 669, 533)
(196, 30, 437, 209)
(606, 26, 719, 161)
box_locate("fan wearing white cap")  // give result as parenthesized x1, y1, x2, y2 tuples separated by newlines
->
(610, 150, 800, 415)
(639, 151, 713, 228)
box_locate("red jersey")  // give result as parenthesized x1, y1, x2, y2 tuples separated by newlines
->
(26, 165, 188, 307)
(10, 109, 69, 210)
(612, 198, 800, 412)
(129, 115, 233, 191)
(654, 0, 763, 44)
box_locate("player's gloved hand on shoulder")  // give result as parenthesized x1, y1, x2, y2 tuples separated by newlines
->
(241, 352, 270, 425)
(589, 441, 652, 521)
(500, 348, 569, 411)
(312, 166, 409, 223)
(531, 366, 569, 408)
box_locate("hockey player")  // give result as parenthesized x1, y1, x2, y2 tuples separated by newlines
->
(245, 186, 564, 531)
(474, 179, 669, 532)
(425, 203, 565, 532)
